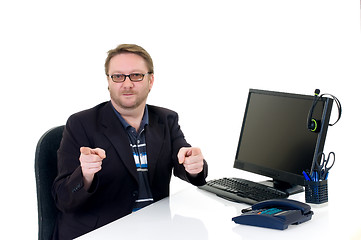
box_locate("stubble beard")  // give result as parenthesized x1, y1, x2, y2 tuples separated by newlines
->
(111, 91, 149, 111)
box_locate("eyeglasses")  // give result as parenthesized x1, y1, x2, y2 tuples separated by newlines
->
(107, 72, 151, 83)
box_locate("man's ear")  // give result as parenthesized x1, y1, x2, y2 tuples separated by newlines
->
(148, 73, 154, 92)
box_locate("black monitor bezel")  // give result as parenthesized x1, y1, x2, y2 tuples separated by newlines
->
(233, 89, 333, 187)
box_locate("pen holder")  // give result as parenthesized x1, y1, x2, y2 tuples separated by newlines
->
(304, 180, 328, 204)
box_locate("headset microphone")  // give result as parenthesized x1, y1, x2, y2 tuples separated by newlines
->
(314, 89, 320, 96)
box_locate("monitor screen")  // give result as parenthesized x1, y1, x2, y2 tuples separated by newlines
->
(233, 89, 333, 193)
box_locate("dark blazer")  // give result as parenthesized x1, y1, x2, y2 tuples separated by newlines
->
(52, 101, 208, 240)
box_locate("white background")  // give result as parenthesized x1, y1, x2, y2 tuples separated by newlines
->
(0, 0, 360, 239)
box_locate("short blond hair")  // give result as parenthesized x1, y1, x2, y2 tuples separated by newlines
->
(104, 44, 154, 75)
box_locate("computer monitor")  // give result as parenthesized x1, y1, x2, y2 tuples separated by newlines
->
(233, 89, 333, 195)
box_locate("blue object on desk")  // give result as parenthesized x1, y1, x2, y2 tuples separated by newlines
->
(232, 199, 313, 230)
(311, 171, 319, 182)
(302, 171, 311, 181)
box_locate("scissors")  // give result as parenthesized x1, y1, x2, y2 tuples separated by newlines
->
(313, 152, 335, 180)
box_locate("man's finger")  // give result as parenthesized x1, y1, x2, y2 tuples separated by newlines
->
(93, 148, 106, 159)
(80, 147, 92, 155)
(80, 147, 106, 159)
(178, 147, 192, 164)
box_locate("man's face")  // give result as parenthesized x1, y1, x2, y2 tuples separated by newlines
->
(107, 53, 154, 112)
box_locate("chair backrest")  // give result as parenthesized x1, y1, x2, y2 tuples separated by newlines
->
(35, 125, 64, 240)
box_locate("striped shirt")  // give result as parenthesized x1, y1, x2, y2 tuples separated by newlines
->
(112, 105, 154, 211)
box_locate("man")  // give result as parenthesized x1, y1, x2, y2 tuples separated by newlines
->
(52, 44, 208, 240)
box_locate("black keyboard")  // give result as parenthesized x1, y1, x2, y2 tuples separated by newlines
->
(199, 177, 289, 205)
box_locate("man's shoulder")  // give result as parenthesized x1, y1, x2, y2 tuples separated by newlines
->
(67, 101, 110, 123)
(147, 105, 178, 117)
(147, 105, 181, 127)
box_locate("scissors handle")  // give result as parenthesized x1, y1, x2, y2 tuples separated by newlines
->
(321, 152, 335, 180)
(325, 152, 335, 169)
(312, 152, 335, 181)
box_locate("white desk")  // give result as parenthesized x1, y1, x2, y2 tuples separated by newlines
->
(77, 186, 360, 240)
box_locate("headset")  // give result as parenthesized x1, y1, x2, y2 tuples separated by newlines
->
(307, 89, 342, 133)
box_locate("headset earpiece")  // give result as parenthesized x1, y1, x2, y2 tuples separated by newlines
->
(307, 89, 321, 132)
(309, 118, 321, 133)
(307, 88, 342, 133)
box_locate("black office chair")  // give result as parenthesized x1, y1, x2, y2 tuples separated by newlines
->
(35, 125, 64, 240)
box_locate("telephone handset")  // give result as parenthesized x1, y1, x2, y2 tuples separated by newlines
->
(232, 199, 313, 230)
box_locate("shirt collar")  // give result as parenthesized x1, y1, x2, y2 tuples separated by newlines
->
(111, 103, 149, 131)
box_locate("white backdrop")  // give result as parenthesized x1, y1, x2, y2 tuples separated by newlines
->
(1, 0, 360, 238)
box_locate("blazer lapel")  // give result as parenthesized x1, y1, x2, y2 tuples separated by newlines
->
(146, 112, 165, 185)
(99, 102, 138, 183)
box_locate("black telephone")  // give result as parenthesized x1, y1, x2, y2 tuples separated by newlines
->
(232, 199, 313, 230)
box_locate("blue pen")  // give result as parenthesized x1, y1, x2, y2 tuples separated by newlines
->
(311, 171, 319, 181)
(302, 171, 311, 181)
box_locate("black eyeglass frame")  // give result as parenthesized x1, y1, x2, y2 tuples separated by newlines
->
(107, 72, 152, 83)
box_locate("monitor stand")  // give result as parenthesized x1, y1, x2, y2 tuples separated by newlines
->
(259, 179, 304, 195)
